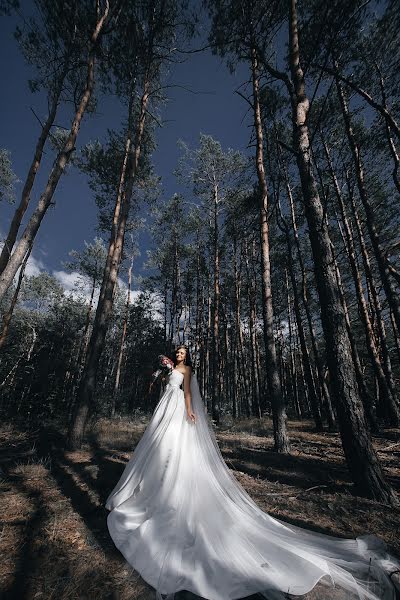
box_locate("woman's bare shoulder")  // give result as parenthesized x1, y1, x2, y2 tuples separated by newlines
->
(182, 365, 192, 377)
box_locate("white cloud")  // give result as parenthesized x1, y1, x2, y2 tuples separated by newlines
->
(53, 269, 87, 292)
(53, 269, 98, 304)
(25, 254, 46, 277)
(117, 277, 163, 322)
(116, 276, 142, 305)
(0, 237, 159, 316)
(129, 289, 142, 303)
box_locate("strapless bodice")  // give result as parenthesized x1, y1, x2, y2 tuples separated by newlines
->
(166, 368, 184, 388)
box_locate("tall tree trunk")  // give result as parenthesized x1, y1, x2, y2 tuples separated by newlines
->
(68, 75, 149, 450)
(111, 258, 133, 417)
(245, 240, 261, 418)
(0, 58, 71, 275)
(0, 243, 32, 349)
(251, 46, 289, 453)
(331, 227, 379, 432)
(67, 273, 98, 403)
(233, 233, 250, 404)
(205, 282, 212, 413)
(390, 308, 400, 366)
(282, 157, 334, 427)
(0, 5, 110, 303)
(211, 185, 221, 423)
(325, 142, 398, 426)
(345, 174, 400, 425)
(277, 179, 323, 430)
(335, 68, 400, 335)
(251, 240, 263, 416)
(287, 0, 397, 504)
(375, 63, 400, 198)
(169, 235, 179, 348)
(286, 270, 301, 419)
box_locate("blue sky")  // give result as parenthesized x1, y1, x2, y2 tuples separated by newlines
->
(0, 5, 251, 293)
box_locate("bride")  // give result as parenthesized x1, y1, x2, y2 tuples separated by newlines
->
(106, 345, 399, 600)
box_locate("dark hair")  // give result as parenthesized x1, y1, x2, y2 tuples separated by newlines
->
(174, 345, 193, 369)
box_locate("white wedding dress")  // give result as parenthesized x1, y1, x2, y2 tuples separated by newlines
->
(106, 369, 399, 600)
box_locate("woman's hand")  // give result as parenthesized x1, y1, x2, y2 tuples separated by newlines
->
(187, 409, 196, 424)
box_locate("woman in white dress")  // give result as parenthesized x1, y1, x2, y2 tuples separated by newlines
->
(106, 345, 399, 600)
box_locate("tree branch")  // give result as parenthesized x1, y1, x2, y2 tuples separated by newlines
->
(314, 64, 400, 141)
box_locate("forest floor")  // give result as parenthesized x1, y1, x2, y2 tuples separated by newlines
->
(1, 417, 399, 600)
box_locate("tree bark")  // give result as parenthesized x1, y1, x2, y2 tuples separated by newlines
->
(282, 157, 334, 427)
(0, 243, 32, 349)
(68, 74, 149, 450)
(0, 58, 71, 275)
(286, 270, 301, 418)
(344, 173, 400, 425)
(317, 63, 400, 142)
(251, 45, 289, 453)
(287, 0, 397, 504)
(245, 240, 261, 418)
(375, 63, 400, 198)
(211, 184, 221, 423)
(276, 161, 324, 430)
(335, 69, 400, 335)
(111, 259, 133, 417)
(0, 4, 110, 303)
(325, 140, 398, 426)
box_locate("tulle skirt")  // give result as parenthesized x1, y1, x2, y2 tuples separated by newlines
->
(106, 373, 399, 600)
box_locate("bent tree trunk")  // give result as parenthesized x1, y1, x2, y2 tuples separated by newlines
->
(0, 58, 71, 276)
(0, 6, 110, 304)
(68, 79, 149, 450)
(288, 0, 398, 504)
(251, 46, 289, 453)
(0, 243, 32, 349)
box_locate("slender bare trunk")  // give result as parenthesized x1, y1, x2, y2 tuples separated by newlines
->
(68, 75, 149, 450)
(344, 175, 399, 424)
(211, 185, 221, 422)
(335, 68, 400, 334)
(0, 5, 110, 303)
(111, 259, 133, 417)
(325, 142, 397, 426)
(0, 59, 71, 274)
(283, 158, 334, 427)
(286, 270, 301, 418)
(251, 46, 289, 452)
(0, 244, 32, 349)
(277, 178, 323, 430)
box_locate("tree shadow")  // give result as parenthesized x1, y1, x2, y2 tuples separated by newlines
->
(2, 478, 45, 599)
(35, 428, 115, 557)
(24, 425, 399, 600)
(221, 445, 351, 494)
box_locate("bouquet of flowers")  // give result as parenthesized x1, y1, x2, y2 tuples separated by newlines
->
(150, 354, 174, 385)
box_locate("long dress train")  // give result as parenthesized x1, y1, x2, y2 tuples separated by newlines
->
(106, 368, 399, 600)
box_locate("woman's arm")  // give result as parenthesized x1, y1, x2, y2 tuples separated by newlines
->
(183, 366, 196, 423)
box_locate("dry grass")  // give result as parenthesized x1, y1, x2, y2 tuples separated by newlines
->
(0, 417, 399, 600)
